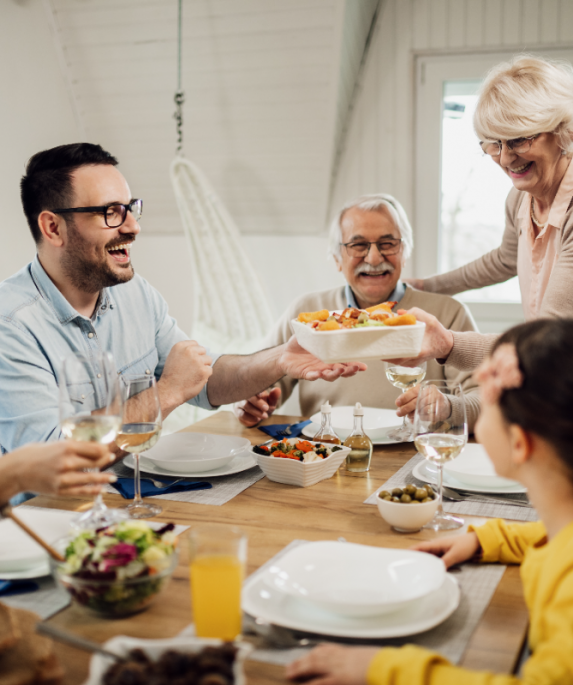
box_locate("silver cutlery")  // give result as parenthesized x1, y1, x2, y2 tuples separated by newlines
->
(440, 485, 531, 508)
(36, 623, 125, 662)
(243, 615, 316, 648)
(275, 425, 293, 437)
(141, 476, 187, 488)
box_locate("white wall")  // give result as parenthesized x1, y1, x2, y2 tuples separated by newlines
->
(0, 0, 81, 283)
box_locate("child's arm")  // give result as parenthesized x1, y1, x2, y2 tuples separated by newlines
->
(469, 520, 546, 564)
(410, 532, 481, 568)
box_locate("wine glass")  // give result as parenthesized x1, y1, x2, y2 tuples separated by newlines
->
(117, 375, 163, 519)
(59, 352, 127, 529)
(413, 380, 468, 531)
(384, 361, 427, 441)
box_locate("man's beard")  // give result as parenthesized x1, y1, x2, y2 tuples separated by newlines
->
(61, 220, 135, 293)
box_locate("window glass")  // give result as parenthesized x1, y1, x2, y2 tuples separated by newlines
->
(441, 79, 520, 302)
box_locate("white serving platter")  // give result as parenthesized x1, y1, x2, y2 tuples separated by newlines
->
(413, 460, 527, 495)
(144, 433, 251, 473)
(444, 443, 519, 488)
(126, 451, 258, 478)
(291, 319, 426, 363)
(262, 541, 445, 617)
(242, 571, 459, 639)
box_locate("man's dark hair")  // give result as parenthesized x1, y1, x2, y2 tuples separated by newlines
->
(20, 143, 118, 244)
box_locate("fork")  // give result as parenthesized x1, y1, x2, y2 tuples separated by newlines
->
(140, 476, 187, 489)
(440, 485, 531, 508)
(275, 426, 293, 437)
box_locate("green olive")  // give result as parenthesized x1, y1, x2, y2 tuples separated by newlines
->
(391, 488, 403, 497)
(404, 484, 417, 496)
(421, 497, 434, 503)
(410, 499, 421, 504)
(391, 496, 401, 503)
(400, 493, 412, 503)
(378, 490, 391, 499)
(383, 496, 392, 501)
(414, 488, 428, 501)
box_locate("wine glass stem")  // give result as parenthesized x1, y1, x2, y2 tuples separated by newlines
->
(92, 492, 106, 512)
(437, 463, 445, 517)
(133, 453, 143, 506)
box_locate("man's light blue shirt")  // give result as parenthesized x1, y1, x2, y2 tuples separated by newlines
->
(344, 281, 406, 309)
(0, 256, 218, 453)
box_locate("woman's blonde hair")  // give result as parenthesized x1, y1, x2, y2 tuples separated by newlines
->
(474, 55, 573, 154)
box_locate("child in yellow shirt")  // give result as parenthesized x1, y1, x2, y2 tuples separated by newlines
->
(286, 318, 573, 685)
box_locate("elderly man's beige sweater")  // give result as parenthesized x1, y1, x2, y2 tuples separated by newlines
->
(266, 285, 481, 432)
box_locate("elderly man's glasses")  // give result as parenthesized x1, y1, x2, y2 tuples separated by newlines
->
(479, 135, 540, 157)
(341, 239, 402, 258)
(51, 199, 143, 228)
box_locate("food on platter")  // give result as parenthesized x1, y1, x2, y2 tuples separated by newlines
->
(253, 438, 343, 463)
(103, 644, 237, 685)
(296, 303, 417, 331)
(377, 484, 436, 504)
(53, 521, 178, 617)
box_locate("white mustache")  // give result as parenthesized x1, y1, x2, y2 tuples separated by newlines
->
(354, 262, 395, 276)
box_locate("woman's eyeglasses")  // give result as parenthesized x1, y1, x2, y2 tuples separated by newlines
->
(51, 199, 143, 228)
(479, 135, 539, 157)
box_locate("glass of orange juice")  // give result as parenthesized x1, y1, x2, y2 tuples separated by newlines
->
(188, 525, 247, 640)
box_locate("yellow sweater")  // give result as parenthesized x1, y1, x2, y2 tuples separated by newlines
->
(367, 519, 573, 685)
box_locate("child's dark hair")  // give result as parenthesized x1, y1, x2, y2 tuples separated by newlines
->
(494, 319, 573, 468)
(20, 143, 118, 244)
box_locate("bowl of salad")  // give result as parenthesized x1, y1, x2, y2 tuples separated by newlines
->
(250, 438, 350, 487)
(291, 305, 425, 363)
(50, 521, 178, 618)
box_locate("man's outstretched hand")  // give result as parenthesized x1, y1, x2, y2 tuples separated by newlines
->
(279, 337, 367, 381)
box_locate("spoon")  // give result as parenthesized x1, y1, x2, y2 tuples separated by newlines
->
(36, 623, 125, 662)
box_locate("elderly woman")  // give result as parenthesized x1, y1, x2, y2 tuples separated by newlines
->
(406, 55, 573, 372)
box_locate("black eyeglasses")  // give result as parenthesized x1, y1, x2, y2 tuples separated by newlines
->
(479, 135, 540, 157)
(51, 199, 143, 228)
(341, 239, 402, 258)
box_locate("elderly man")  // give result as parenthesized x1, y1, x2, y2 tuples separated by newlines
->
(0, 143, 365, 453)
(236, 194, 480, 430)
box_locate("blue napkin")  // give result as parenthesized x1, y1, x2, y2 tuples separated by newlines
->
(258, 420, 312, 440)
(0, 579, 39, 596)
(113, 478, 212, 499)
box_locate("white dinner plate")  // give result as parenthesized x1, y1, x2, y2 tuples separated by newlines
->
(308, 406, 402, 440)
(262, 541, 445, 617)
(243, 571, 460, 638)
(125, 451, 258, 478)
(301, 424, 405, 445)
(144, 433, 251, 473)
(0, 507, 77, 575)
(444, 443, 519, 488)
(413, 460, 527, 495)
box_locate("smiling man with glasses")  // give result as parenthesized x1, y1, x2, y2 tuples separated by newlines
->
(235, 193, 481, 432)
(0, 143, 365, 455)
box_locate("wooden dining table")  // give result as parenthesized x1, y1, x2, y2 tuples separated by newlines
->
(28, 411, 529, 684)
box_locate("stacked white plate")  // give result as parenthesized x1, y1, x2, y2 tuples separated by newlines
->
(242, 541, 460, 638)
(414, 443, 526, 494)
(0, 507, 77, 580)
(128, 433, 255, 477)
(302, 406, 403, 445)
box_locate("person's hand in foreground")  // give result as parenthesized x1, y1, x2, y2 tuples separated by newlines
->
(384, 308, 454, 367)
(235, 387, 282, 427)
(280, 337, 367, 381)
(286, 644, 378, 685)
(411, 532, 481, 569)
(395, 384, 451, 422)
(1, 441, 116, 507)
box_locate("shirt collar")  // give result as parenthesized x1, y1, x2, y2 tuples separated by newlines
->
(345, 280, 406, 309)
(30, 255, 110, 324)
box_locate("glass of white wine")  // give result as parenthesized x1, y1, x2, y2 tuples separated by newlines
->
(384, 361, 427, 441)
(413, 380, 467, 531)
(117, 375, 163, 519)
(59, 352, 127, 529)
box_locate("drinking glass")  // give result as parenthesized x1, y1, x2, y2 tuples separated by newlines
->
(384, 361, 427, 441)
(413, 380, 467, 531)
(59, 352, 127, 529)
(117, 375, 163, 519)
(188, 525, 247, 640)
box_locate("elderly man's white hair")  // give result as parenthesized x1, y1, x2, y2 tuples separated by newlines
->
(328, 194, 414, 261)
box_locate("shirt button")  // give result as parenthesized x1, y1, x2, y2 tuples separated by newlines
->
(88, 332, 94, 338)
(145, 369, 151, 375)
(81, 394, 85, 399)
(97, 373, 102, 378)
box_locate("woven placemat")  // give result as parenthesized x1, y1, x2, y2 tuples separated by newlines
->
(364, 453, 538, 522)
(244, 540, 506, 666)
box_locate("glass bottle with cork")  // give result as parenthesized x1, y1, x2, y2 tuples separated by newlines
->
(343, 402, 373, 472)
(312, 401, 341, 445)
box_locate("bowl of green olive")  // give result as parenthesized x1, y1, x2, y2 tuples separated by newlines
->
(376, 484, 438, 533)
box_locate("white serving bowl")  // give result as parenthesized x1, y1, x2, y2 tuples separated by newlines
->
(376, 493, 439, 533)
(144, 433, 250, 473)
(291, 319, 425, 363)
(251, 440, 350, 487)
(263, 540, 445, 617)
(444, 443, 519, 488)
